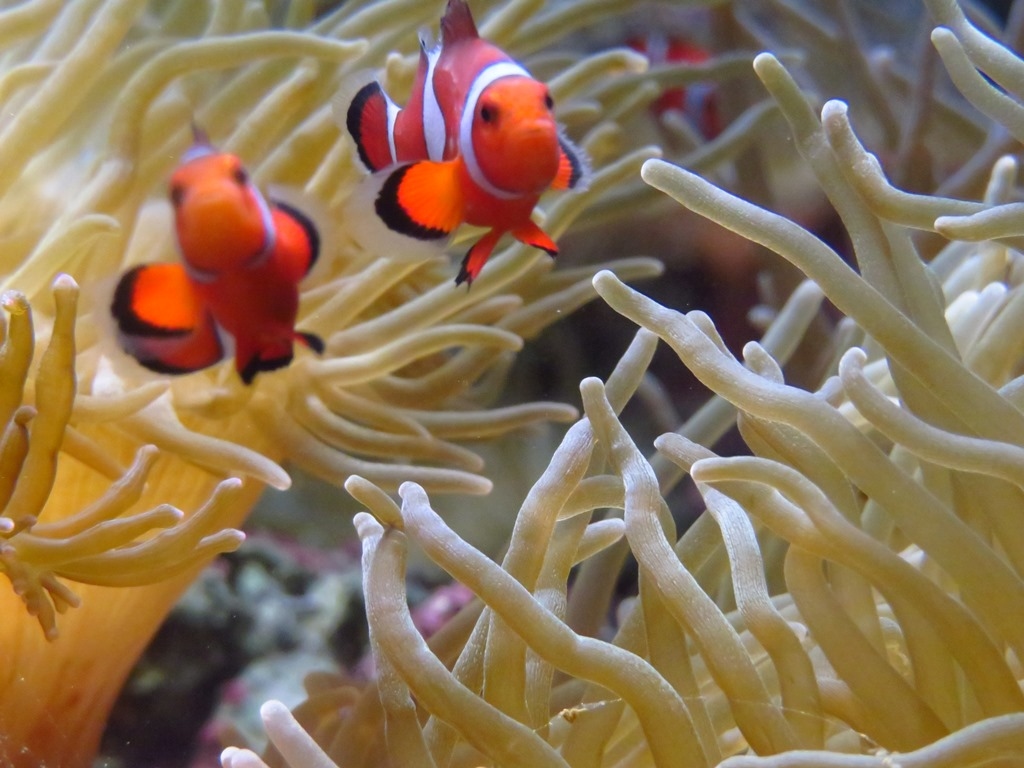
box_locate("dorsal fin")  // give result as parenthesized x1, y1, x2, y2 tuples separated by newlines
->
(190, 122, 211, 147)
(181, 122, 218, 164)
(440, 0, 478, 45)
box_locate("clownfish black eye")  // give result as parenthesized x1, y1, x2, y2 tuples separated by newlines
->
(479, 103, 497, 124)
(544, 92, 554, 110)
(232, 166, 248, 186)
(169, 184, 185, 207)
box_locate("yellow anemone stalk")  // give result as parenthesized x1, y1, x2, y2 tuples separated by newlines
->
(0, 1, 661, 766)
(0, 276, 247, 763)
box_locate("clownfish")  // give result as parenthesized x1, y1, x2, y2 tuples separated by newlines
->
(343, 0, 589, 286)
(628, 33, 721, 140)
(111, 130, 323, 385)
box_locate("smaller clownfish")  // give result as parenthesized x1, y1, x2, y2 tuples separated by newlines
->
(628, 33, 721, 140)
(111, 129, 323, 385)
(341, 0, 589, 286)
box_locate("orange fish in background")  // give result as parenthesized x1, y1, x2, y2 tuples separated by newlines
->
(342, 0, 589, 286)
(628, 33, 721, 140)
(111, 130, 323, 384)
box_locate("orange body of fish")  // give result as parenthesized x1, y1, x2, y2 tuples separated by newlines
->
(344, 0, 589, 285)
(111, 136, 323, 384)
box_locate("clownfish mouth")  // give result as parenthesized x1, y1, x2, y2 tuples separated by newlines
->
(501, 123, 559, 164)
(515, 115, 554, 129)
(510, 119, 557, 139)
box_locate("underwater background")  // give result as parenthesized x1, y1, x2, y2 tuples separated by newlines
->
(2, 0, 1024, 766)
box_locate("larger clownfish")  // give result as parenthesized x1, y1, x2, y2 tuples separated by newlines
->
(343, 0, 589, 286)
(111, 131, 323, 385)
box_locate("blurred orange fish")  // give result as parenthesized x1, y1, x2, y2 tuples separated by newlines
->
(111, 130, 323, 384)
(628, 33, 721, 139)
(343, 0, 589, 285)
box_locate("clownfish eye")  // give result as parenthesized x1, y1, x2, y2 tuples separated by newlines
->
(479, 103, 497, 124)
(169, 183, 185, 207)
(544, 92, 554, 110)
(232, 166, 248, 186)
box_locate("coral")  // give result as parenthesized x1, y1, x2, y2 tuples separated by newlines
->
(0, 1, 661, 766)
(228, 2, 1024, 767)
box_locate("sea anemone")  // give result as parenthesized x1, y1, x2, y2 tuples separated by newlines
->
(221, 1, 1024, 766)
(0, 1, 660, 765)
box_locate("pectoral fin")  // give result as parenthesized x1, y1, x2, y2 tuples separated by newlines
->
(512, 220, 558, 256)
(269, 201, 320, 279)
(551, 133, 590, 191)
(375, 160, 464, 240)
(111, 263, 224, 374)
